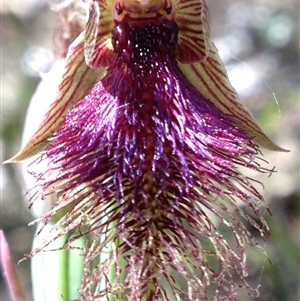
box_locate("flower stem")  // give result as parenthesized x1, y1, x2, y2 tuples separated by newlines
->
(0, 230, 28, 301)
(58, 242, 69, 300)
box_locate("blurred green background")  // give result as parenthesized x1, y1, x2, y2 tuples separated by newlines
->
(1, 0, 299, 300)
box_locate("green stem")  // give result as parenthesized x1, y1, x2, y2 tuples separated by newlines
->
(58, 239, 69, 301)
(108, 224, 126, 301)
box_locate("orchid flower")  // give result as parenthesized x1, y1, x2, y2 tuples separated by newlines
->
(6, 0, 287, 300)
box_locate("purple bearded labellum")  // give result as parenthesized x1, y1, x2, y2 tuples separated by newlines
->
(6, 0, 289, 300)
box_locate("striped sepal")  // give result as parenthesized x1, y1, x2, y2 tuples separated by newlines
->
(84, 0, 115, 67)
(179, 42, 287, 151)
(6, 34, 101, 162)
(175, 0, 210, 63)
(84, 0, 100, 66)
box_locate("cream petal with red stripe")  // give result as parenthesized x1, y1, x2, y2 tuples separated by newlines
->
(84, 0, 115, 68)
(84, 0, 100, 66)
(175, 0, 210, 63)
(6, 34, 102, 162)
(178, 42, 288, 151)
(173, 0, 286, 151)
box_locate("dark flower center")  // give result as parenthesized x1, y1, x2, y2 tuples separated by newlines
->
(111, 18, 178, 71)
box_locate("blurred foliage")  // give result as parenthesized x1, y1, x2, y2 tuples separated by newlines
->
(1, 0, 299, 300)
